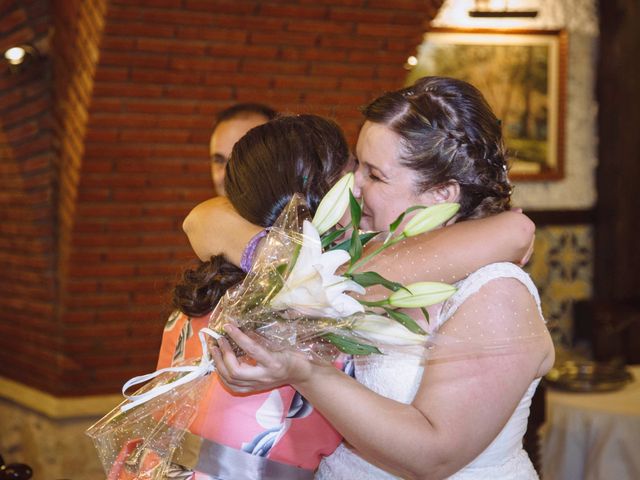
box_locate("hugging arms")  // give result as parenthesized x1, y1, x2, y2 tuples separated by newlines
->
(181, 77, 553, 479)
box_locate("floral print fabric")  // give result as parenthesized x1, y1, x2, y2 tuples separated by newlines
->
(157, 311, 343, 470)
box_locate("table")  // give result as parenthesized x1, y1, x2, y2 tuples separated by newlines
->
(541, 365, 640, 480)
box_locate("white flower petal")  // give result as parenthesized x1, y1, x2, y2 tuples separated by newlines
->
(312, 173, 354, 234)
(353, 314, 427, 346)
(270, 219, 365, 318)
(325, 279, 365, 300)
(330, 294, 365, 317)
(313, 250, 350, 279)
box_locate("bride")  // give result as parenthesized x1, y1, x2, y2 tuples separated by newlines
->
(194, 77, 554, 479)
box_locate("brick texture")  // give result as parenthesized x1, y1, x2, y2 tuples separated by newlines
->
(0, 0, 444, 396)
(0, 0, 57, 393)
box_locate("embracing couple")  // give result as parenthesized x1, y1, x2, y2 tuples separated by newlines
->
(163, 76, 554, 480)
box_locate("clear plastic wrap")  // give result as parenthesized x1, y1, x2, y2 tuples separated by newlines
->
(205, 193, 428, 360)
(87, 193, 437, 478)
(86, 356, 208, 479)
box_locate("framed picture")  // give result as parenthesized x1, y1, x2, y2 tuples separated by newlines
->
(406, 28, 567, 180)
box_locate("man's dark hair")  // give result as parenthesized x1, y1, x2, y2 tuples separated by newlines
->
(213, 103, 277, 132)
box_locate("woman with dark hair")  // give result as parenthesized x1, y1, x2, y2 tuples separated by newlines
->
(154, 115, 350, 479)
(206, 77, 554, 479)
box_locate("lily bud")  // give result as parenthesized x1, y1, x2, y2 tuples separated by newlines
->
(352, 314, 427, 346)
(312, 173, 354, 235)
(388, 282, 456, 308)
(402, 203, 460, 237)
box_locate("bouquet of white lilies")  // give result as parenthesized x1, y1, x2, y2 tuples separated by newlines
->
(204, 172, 460, 357)
(87, 173, 459, 479)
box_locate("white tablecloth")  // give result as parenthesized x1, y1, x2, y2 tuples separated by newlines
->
(541, 365, 640, 480)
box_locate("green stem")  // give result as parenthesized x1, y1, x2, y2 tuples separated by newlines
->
(347, 234, 405, 273)
(357, 298, 389, 307)
(263, 240, 302, 304)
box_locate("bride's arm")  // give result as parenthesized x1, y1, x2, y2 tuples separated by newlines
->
(182, 197, 535, 283)
(356, 211, 534, 293)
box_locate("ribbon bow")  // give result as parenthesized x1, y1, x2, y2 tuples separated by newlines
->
(120, 327, 222, 412)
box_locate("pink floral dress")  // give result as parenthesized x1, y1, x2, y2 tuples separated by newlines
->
(154, 310, 346, 478)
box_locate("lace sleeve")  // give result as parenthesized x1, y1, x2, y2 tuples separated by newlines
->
(427, 264, 551, 361)
(404, 270, 553, 475)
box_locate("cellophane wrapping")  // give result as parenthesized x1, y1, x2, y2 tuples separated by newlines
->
(86, 194, 398, 478)
(86, 358, 209, 479)
(206, 193, 399, 360)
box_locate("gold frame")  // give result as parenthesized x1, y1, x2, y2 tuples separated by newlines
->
(407, 28, 568, 181)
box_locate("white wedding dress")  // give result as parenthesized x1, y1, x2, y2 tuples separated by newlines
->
(316, 263, 543, 479)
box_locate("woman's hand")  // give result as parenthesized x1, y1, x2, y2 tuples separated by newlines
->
(211, 324, 313, 393)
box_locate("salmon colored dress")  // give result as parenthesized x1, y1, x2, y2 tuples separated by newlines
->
(108, 311, 345, 480)
(157, 310, 344, 478)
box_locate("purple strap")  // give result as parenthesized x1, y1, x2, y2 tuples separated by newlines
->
(240, 229, 269, 273)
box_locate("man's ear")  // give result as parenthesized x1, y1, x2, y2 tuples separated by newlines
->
(430, 181, 460, 204)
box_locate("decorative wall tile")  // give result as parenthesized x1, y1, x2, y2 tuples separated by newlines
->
(525, 225, 594, 345)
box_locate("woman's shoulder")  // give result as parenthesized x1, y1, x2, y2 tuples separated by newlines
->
(458, 262, 538, 301)
(438, 262, 542, 326)
(463, 262, 531, 285)
(433, 263, 553, 375)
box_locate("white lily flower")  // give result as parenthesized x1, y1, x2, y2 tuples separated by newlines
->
(311, 172, 354, 235)
(388, 281, 456, 308)
(352, 314, 427, 347)
(271, 220, 365, 318)
(402, 203, 460, 237)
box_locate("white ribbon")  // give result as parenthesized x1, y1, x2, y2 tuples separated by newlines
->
(120, 327, 222, 412)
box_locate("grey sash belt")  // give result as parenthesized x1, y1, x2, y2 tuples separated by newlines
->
(173, 431, 315, 480)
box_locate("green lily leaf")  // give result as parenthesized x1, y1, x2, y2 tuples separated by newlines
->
(322, 332, 381, 355)
(420, 307, 430, 325)
(383, 307, 427, 335)
(276, 262, 288, 277)
(332, 231, 379, 252)
(321, 226, 348, 249)
(349, 190, 362, 230)
(349, 227, 363, 264)
(350, 271, 404, 292)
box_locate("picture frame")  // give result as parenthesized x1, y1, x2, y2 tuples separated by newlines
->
(406, 28, 567, 180)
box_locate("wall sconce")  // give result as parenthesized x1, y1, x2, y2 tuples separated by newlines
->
(2, 34, 49, 73)
(4, 45, 36, 64)
(469, 0, 538, 18)
(404, 55, 418, 70)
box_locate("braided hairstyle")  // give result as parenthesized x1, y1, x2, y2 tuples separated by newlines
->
(173, 115, 350, 317)
(363, 76, 512, 220)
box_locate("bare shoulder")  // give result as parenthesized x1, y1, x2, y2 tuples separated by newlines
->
(438, 275, 555, 378)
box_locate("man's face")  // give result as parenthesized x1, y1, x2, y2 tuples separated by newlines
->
(209, 114, 269, 196)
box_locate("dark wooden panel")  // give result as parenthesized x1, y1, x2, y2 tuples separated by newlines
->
(595, 0, 640, 301)
(525, 209, 595, 226)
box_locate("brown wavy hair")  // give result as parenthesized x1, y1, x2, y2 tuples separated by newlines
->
(173, 115, 350, 317)
(363, 76, 512, 220)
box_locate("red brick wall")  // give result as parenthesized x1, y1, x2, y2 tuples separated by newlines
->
(1, 0, 444, 396)
(0, 0, 58, 391)
(52, 0, 107, 297)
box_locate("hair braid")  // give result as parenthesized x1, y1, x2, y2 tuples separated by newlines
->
(364, 76, 512, 220)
